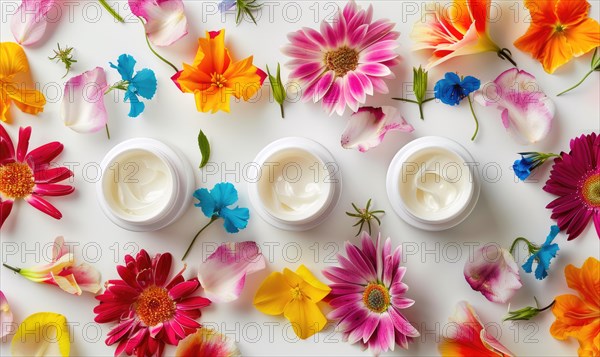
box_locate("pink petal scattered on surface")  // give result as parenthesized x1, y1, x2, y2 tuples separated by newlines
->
(474, 68, 555, 144)
(341, 106, 413, 152)
(130, 0, 188, 46)
(10, 0, 58, 46)
(0, 291, 14, 338)
(197, 241, 266, 303)
(463, 244, 522, 303)
(61, 67, 109, 134)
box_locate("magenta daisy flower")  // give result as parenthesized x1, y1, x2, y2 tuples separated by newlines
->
(323, 232, 420, 354)
(0, 125, 74, 229)
(544, 132, 600, 240)
(283, 1, 399, 116)
(94, 250, 211, 357)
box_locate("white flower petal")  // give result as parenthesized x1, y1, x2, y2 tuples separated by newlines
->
(341, 106, 414, 152)
(10, 0, 57, 46)
(142, 0, 188, 46)
(197, 241, 266, 303)
(61, 67, 108, 134)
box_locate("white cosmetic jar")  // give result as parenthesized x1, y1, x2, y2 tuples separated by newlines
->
(97, 138, 195, 232)
(386, 136, 480, 231)
(247, 137, 342, 231)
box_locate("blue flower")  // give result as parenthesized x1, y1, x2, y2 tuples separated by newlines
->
(513, 152, 559, 182)
(434, 72, 480, 106)
(109, 54, 157, 118)
(193, 182, 249, 233)
(219, 0, 236, 12)
(522, 225, 560, 280)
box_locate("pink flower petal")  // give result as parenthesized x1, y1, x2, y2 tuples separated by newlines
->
(138, 0, 188, 47)
(69, 263, 102, 293)
(16, 127, 31, 162)
(0, 291, 14, 338)
(10, 0, 57, 46)
(25, 195, 61, 219)
(474, 68, 554, 144)
(197, 241, 265, 303)
(357, 63, 392, 77)
(463, 244, 522, 303)
(341, 106, 413, 152)
(0, 199, 14, 229)
(61, 67, 109, 134)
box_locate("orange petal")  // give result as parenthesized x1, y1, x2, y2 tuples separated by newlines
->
(538, 33, 573, 74)
(176, 64, 212, 93)
(449, 0, 473, 34)
(1, 90, 10, 122)
(4, 84, 45, 116)
(467, 0, 490, 33)
(193, 88, 230, 114)
(224, 57, 262, 101)
(556, 0, 591, 26)
(524, 0, 558, 24)
(550, 294, 595, 340)
(0, 42, 31, 82)
(575, 320, 600, 357)
(565, 18, 600, 57)
(197, 30, 231, 75)
(514, 23, 554, 61)
(566, 257, 600, 309)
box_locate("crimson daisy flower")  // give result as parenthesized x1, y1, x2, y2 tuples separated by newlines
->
(0, 125, 74, 228)
(323, 232, 420, 355)
(283, 1, 399, 116)
(94, 250, 211, 357)
(544, 132, 600, 240)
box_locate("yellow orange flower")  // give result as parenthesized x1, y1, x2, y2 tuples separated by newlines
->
(172, 30, 266, 113)
(410, 0, 512, 69)
(0, 42, 46, 122)
(550, 257, 600, 357)
(253, 264, 330, 339)
(514, 0, 600, 74)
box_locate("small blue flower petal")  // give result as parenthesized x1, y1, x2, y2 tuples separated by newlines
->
(444, 72, 461, 84)
(131, 68, 157, 100)
(110, 54, 136, 81)
(460, 76, 481, 96)
(521, 225, 561, 280)
(513, 156, 533, 181)
(210, 182, 239, 212)
(124, 91, 145, 117)
(434, 72, 481, 106)
(522, 255, 535, 273)
(194, 188, 216, 218)
(220, 206, 249, 233)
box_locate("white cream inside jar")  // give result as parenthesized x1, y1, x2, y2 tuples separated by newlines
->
(399, 147, 473, 222)
(257, 148, 331, 222)
(102, 149, 173, 221)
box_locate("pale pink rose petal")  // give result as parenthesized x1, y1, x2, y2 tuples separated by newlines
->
(130, 0, 188, 46)
(61, 67, 109, 134)
(10, 0, 57, 46)
(463, 244, 522, 303)
(0, 291, 14, 338)
(69, 263, 102, 293)
(197, 241, 266, 303)
(341, 106, 414, 152)
(474, 68, 555, 144)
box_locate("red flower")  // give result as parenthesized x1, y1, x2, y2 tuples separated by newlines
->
(0, 125, 74, 228)
(544, 132, 600, 240)
(94, 250, 211, 357)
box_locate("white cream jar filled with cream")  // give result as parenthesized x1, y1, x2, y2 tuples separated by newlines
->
(248, 137, 341, 231)
(97, 138, 195, 232)
(386, 136, 480, 231)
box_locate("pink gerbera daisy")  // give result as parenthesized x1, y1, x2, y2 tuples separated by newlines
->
(283, 1, 399, 116)
(544, 132, 600, 240)
(0, 125, 74, 228)
(94, 250, 211, 357)
(323, 232, 420, 354)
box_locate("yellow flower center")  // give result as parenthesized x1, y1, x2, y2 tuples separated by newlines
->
(324, 46, 359, 77)
(290, 286, 303, 300)
(362, 283, 390, 313)
(582, 173, 600, 207)
(0, 162, 35, 199)
(135, 286, 176, 327)
(211, 73, 228, 88)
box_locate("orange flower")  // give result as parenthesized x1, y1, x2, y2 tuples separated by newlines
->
(172, 30, 266, 113)
(411, 0, 515, 69)
(0, 42, 46, 122)
(514, 0, 600, 74)
(550, 257, 600, 357)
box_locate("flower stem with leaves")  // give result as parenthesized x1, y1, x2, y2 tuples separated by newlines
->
(346, 199, 385, 236)
(266, 64, 286, 118)
(558, 47, 600, 96)
(49, 43, 77, 78)
(392, 66, 434, 120)
(504, 297, 555, 321)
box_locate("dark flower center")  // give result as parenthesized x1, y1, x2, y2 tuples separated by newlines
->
(362, 283, 390, 313)
(135, 285, 176, 326)
(582, 173, 600, 207)
(0, 162, 34, 199)
(324, 47, 359, 77)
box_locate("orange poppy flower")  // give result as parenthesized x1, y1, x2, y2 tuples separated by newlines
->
(550, 257, 599, 356)
(0, 42, 46, 122)
(172, 30, 266, 114)
(514, 0, 600, 74)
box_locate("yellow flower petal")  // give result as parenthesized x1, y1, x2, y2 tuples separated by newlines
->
(11, 312, 70, 357)
(283, 298, 328, 339)
(296, 265, 331, 303)
(253, 272, 291, 315)
(51, 273, 83, 296)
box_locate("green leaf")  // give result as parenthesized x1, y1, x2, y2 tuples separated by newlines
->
(198, 130, 211, 169)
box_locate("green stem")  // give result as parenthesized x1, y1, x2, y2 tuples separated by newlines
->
(468, 95, 479, 141)
(391, 97, 419, 104)
(105, 124, 111, 140)
(418, 103, 424, 120)
(509, 237, 534, 255)
(98, 0, 124, 23)
(3, 263, 21, 273)
(538, 300, 556, 312)
(557, 70, 594, 96)
(279, 104, 285, 119)
(182, 217, 218, 260)
(139, 18, 179, 73)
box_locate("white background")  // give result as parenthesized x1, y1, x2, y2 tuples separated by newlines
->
(1, 0, 599, 356)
